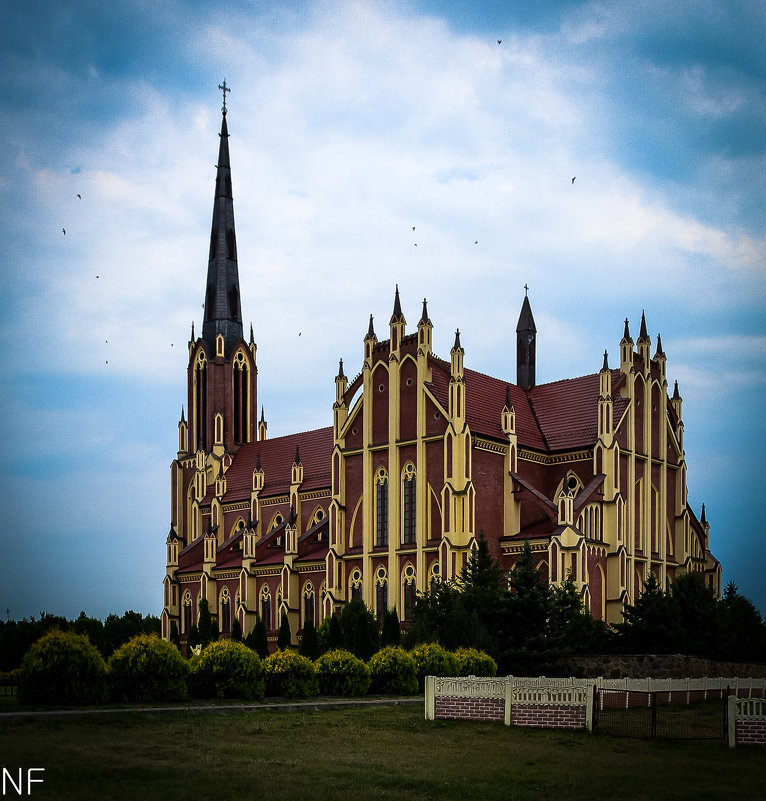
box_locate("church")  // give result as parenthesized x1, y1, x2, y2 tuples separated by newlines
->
(161, 99, 721, 649)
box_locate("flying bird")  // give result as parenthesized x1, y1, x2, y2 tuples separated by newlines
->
(497, 40, 502, 44)
(474, 240, 478, 244)
(572, 177, 576, 184)
(62, 228, 66, 235)
(412, 226, 415, 231)
(77, 194, 81, 199)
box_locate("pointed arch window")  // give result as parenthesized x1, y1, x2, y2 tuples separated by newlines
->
(402, 564, 416, 622)
(349, 568, 363, 601)
(182, 591, 192, 635)
(194, 353, 207, 451)
(233, 351, 249, 444)
(375, 467, 388, 547)
(429, 562, 440, 595)
(260, 585, 272, 631)
(402, 462, 416, 545)
(375, 566, 388, 620)
(220, 587, 231, 634)
(303, 581, 315, 627)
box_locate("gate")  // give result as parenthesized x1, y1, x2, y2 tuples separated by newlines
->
(594, 688, 728, 740)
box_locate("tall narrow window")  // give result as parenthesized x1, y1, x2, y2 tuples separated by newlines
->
(195, 355, 207, 451)
(402, 463, 416, 545)
(233, 352, 248, 444)
(220, 590, 231, 634)
(303, 583, 315, 627)
(375, 468, 388, 547)
(260, 587, 272, 631)
(402, 564, 416, 622)
(182, 592, 192, 634)
(350, 568, 363, 601)
(375, 567, 388, 620)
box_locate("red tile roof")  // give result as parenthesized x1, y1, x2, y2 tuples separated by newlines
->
(528, 370, 628, 451)
(222, 427, 333, 501)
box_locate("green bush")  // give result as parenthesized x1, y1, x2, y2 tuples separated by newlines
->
(107, 634, 188, 702)
(190, 639, 264, 700)
(18, 629, 108, 705)
(314, 649, 370, 696)
(409, 642, 459, 690)
(262, 649, 318, 698)
(451, 646, 497, 677)
(0, 669, 19, 687)
(367, 646, 418, 695)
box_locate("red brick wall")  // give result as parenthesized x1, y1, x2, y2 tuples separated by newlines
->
(435, 696, 505, 723)
(511, 704, 586, 729)
(433, 697, 587, 730)
(736, 719, 766, 746)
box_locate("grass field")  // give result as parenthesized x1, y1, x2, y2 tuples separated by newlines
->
(1, 703, 764, 801)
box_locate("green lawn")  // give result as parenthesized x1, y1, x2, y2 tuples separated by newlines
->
(1, 704, 764, 801)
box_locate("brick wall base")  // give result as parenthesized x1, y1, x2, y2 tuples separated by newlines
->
(736, 719, 766, 746)
(435, 696, 505, 723)
(511, 704, 586, 729)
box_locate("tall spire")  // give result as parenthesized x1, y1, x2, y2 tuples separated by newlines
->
(516, 293, 536, 390)
(201, 84, 243, 357)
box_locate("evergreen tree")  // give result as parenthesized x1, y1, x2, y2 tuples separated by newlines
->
(169, 620, 181, 650)
(497, 539, 556, 674)
(197, 599, 218, 648)
(614, 573, 678, 653)
(718, 581, 766, 663)
(299, 619, 320, 660)
(327, 612, 343, 650)
(277, 612, 292, 649)
(231, 617, 243, 642)
(549, 571, 609, 655)
(245, 616, 269, 659)
(340, 600, 379, 660)
(187, 624, 201, 651)
(381, 607, 401, 646)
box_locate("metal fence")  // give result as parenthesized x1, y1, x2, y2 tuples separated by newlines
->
(594, 688, 728, 740)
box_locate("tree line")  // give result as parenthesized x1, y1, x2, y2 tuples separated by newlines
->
(0, 610, 160, 671)
(406, 536, 766, 674)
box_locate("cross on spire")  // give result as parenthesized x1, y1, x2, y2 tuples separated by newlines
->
(524, 283, 529, 296)
(218, 80, 231, 115)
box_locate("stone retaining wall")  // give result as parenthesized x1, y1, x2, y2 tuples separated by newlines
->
(560, 654, 766, 679)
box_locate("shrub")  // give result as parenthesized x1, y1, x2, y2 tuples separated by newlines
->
(409, 642, 459, 690)
(18, 629, 108, 705)
(367, 646, 418, 695)
(277, 613, 292, 650)
(190, 639, 264, 700)
(316, 613, 343, 654)
(262, 649, 318, 698)
(108, 634, 188, 702)
(381, 608, 401, 647)
(451, 646, 497, 677)
(314, 649, 370, 696)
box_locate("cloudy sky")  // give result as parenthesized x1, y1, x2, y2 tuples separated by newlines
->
(1, 0, 764, 621)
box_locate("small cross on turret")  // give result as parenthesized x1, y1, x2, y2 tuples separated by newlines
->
(218, 79, 231, 115)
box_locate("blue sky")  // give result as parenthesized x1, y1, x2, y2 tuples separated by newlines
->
(1, 0, 764, 621)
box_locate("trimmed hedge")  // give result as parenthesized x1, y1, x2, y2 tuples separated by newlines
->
(262, 649, 318, 698)
(18, 629, 108, 705)
(108, 634, 188, 702)
(409, 642, 459, 690)
(451, 646, 497, 677)
(190, 639, 264, 700)
(367, 646, 418, 695)
(314, 649, 370, 696)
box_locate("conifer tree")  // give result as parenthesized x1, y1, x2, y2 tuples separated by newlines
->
(299, 619, 320, 660)
(277, 612, 292, 649)
(197, 599, 218, 648)
(381, 607, 401, 646)
(230, 617, 243, 642)
(245, 616, 269, 659)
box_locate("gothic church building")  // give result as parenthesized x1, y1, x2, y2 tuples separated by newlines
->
(162, 105, 720, 648)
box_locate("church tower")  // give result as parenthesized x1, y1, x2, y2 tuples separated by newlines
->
(187, 84, 257, 455)
(516, 290, 536, 390)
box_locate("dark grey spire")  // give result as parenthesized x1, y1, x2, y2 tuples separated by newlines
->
(201, 100, 243, 357)
(516, 295, 536, 390)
